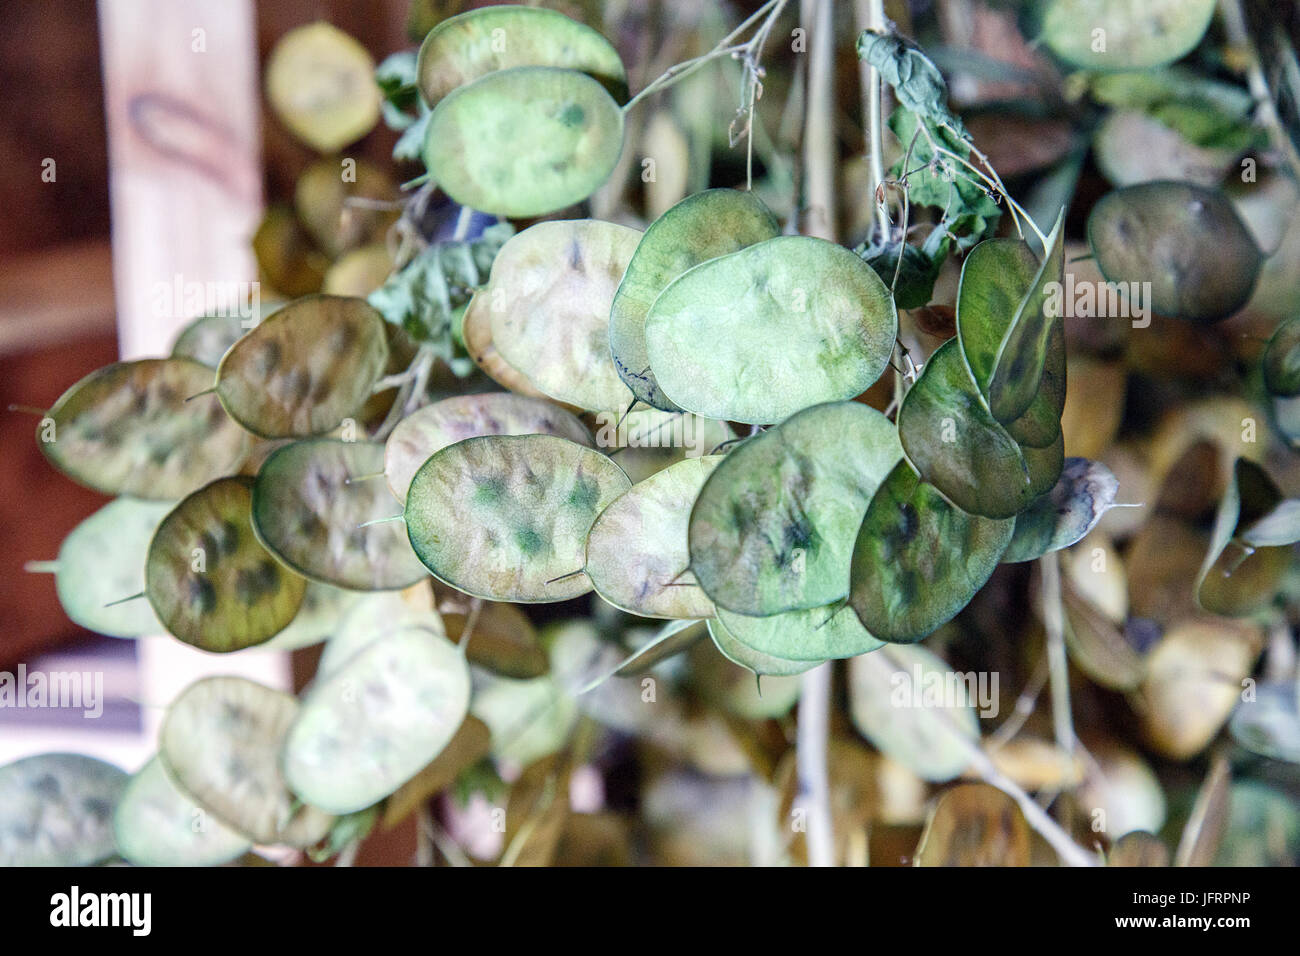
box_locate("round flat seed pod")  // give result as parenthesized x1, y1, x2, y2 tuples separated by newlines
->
(252, 439, 427, 591)
(914, 783, 1030, 866)
(417, 6, 627, 108)
(159, 676, 334, 846)
(1032, 0, 1216, 72)
(283, 624, 470, 815)
(40, 358, 249, 500)
(689, 402, 902, 615)
(988, 213, 1066, 425)
(956, 238, 1039, 396)
(1087, 181, 1261, 323)
(253, 205, 326, 297)
(848, 645, 979, 782)
(294, 157, 398, 258)
(850, 460, 1014, 643)
(1230, 683, 1300, 765)
(1063, 584, 1146, 691)
(898, 338, 1034, 520)
(461, 291, 555, 400)
(484, 220, 640, 412)
(171, 313, 250, 367)
(1196, 458, 1292, 617)
(380, 714, 493, 828)
(645, 235, 897, 424)
(472, 673, 578, 767)
(0, 754, 127, 866)
(316, 591, 444, 679)
(610, 189, 780, 411)
(387, 394, 593, 505)
(706, 617, 815, 677)
(323, 243, 395, 297)
(424, 66, 624, 219)
(265, 22, 380, 153)
(405, 434, 631, 602)
(1003, 457, 1119, 563)
(146, 477, 306, 652)
(53, 497, 170, 637)
(586, 455, 722, 619)
(1003, 322, 1066, 449)
(216, 294, 390, 439)
(113, 757, 251, 867)
(715, 602, 883, 663)
(1263, 317, 1300, 397)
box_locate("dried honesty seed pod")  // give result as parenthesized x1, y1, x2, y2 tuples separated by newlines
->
(1196, 458, 1293, 617)
(460, 290, 555, 400)
(284, 623, 470, 815)
(315, 591, 444, 680)
(252, 439, 427, 591)
(1136, 618, 1262, 760)
(1062, 583, 1146, 692)
(47, 497, 170, 638)
(146, 476, 306, 652)
(0, 754, 127, 866)
(955, 235, 1067, 448)
(713, 602, 883, 664)
(914, 783, 1031, 867)
(385, 393, 593, 505)
(586, 455, 723, 620)
(850, 460, 1014, 643)
(324, 243, 395, 297)
(1031, 0, 1217, 73)
(1002, 457, 1120, 563)
(898, 338, 1036, 519)
(689, 402, 902, 616)
(610, 189, 781, 411)
(483, 219, 641, 412)
(1229, 683, 1300, 765)
(416, 5, 627, 108)
(1088, 181, 1262, 324)
(159, 676, 335, 847)
(848, 644, 979, 782)
(424, 66, 625, 218)
(1263, 316, 1300, 398)
(216, 294, 389, 438)
(608, 408, 735, 484)
(294, 157, 398, 258)
(644, 235, 897, 424)
(986, 212, 1066, 425)
(112, 757, 251, 868)
(405, 434, 632, 602)
(38, 357, 249, 500)
(439, 595, 548, 679)
(252, 205, 326, 297)
(171, 311, 262, 368)
(264, 21, 380, 153)
(596, 619, 708, 680)
(706, 617, 815, 677)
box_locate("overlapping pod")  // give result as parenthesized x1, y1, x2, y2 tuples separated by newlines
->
(610, 189, 781, 411)
(216, 294, 389, 439)
(404, 434, 631, 602)
(38, 358, 248, 500)
(644, 236, 898, 424)
(146, 476, 306, 652)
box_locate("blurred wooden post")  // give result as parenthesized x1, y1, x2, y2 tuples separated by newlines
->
(98, 0, 289, 758)
(98, 0, 263, 358)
